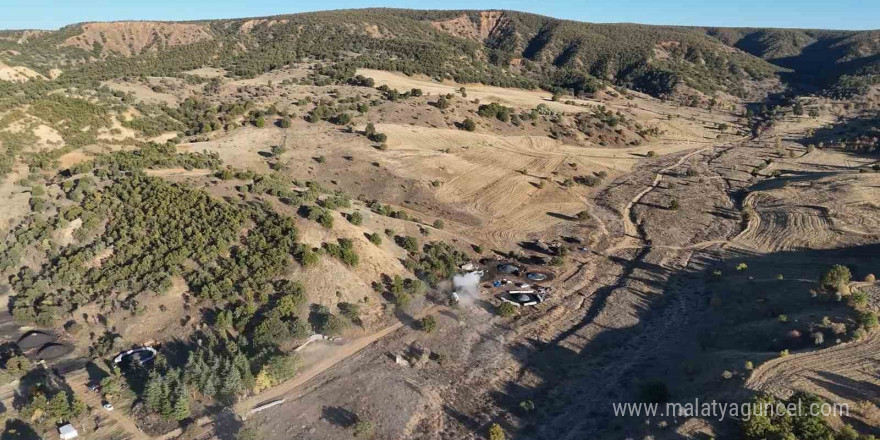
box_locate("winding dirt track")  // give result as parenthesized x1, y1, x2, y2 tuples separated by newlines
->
(235, 305, 440, 416)
(609, 146, 712, 252)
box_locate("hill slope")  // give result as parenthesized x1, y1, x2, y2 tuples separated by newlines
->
(0, 9, 816, 101)
(0, 9, 880, 100)
(1, 9, 876, 101)
(700, 27, 880, 94)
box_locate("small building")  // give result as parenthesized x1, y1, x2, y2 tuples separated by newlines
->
(59, 424, 78, 439)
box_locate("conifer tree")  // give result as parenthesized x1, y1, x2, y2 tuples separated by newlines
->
(145, 371, 164, 411)
(172, 384, 191, 421)
(221, 364, 242, 396)
(202, 375, 217, 396)
(46, 392, 71, 423)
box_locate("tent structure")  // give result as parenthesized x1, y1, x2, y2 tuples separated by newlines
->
(59, 424, 78, 439)
(113, 346, 158, 365)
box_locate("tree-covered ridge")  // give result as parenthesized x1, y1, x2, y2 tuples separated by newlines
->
(9, 172, 246, 324)
(448, 10, 780, 91)
(195, 8, 783, 96)
(700, 27, 880, 94)
(0, 9, 876, 105)
(701, 27, 879, 68)
(0, 9, 841, 102)
(5, 143, 299, 325)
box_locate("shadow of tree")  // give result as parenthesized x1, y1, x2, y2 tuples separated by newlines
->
(320, 406, 358, 428)
(0, 419, 40, 440)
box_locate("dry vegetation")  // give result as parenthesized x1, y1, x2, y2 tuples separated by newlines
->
(0, 8, 878, 440)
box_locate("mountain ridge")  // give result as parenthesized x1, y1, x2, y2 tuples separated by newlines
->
(0, 8, 877, 100)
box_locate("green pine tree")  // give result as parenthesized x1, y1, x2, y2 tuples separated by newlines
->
(46, 391, 71, 423)
(160, 381, 174, 418)
(202, 375, 217, 396)
(221, 364, 242, 396)
(70, 395, 87, 417)
(144, 371, 164, 411)
(172, 384, 191, 421)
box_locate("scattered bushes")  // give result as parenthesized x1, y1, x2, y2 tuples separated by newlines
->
(820, 264, 851, 293)
(306, 205, 335, 229)
(348, 211, 363, 225)
(497, 302, 516, 318)
(309, 304, 348, 336)
(460, 118, 476, 131)
(323, 238, 359, 266)
(742, 392, 857, 440)
(408, 241, 469, 285)
(338, 302, 361, 323)
(477, 103, 514, 122)
(395, 235, 420, 254)
(434, 96, 450, 109)
(420, 315, 437, 333)
(367, 232, 383, 245)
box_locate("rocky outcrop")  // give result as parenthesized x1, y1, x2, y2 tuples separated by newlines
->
(430, 11, 510, 42)
(61, 21, 213, 57)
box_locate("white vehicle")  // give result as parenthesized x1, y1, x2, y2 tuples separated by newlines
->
(102, 402, 114, 411)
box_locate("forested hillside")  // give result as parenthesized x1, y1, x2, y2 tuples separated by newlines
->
(700, 27, 880, 95)
(1, 8, 875, 104)
(0, 8, 878, 440)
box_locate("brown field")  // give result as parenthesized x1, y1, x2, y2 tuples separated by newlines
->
(229, 78, 880, 440)
(2, 62, 878, 440)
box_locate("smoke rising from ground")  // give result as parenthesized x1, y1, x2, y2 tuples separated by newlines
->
(453, 272, 481, 305)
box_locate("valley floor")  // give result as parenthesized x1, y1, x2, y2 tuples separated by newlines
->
(1, 64, 877, 440)
(243, 114, 880, 439)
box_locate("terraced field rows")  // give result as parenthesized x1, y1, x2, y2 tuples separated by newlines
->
(747, 331, 880, 401)
(736, 193, 838, 252)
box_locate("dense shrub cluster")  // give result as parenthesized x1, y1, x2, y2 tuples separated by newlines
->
(477, 102, 515, 122)
(742, 392, 867, 440)
(406, 241, 469, 285)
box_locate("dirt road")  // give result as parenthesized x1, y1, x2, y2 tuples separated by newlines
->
(67, 370, 149, 440)
(608, 146, 713, 253)
(235, 305, 440, 416)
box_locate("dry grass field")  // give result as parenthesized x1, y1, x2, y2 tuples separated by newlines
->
(216, 75, 880, 440)
(1, 60, 878, 440)
(1, 7, 879, 440)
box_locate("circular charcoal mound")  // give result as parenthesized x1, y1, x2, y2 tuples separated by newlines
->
(36, 343, 73, 361)
(17, 331, 55, 350)
(526, 272, 548, 281)
(497, 264, 519, 274)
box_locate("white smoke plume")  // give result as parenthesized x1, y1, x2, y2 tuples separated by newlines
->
(452, 271, 482, 305)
